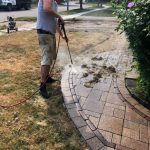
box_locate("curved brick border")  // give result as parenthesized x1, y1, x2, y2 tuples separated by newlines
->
(61, 66, 116, 150)
(116, 77, 150, 121)
(61, 66, 147, 150)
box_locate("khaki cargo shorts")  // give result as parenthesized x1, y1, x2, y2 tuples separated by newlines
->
(38, 33, 56, 65)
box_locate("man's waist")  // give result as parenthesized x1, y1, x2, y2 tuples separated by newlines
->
(37, 29, 54, 35)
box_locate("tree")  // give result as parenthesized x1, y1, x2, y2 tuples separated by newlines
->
(97, 0, 103, 8)
(67, 0, 69, 11)
(79, 0, 83, 10)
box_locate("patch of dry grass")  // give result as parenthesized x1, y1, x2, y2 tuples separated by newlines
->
(0, 30, 88, 149)
(0, 25, 7, 30)
(0, 31, 40, 105)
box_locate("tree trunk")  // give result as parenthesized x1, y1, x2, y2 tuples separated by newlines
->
(67, 0, 69, 11)
(79, 0, 83, 10)
(98, 0, 102, 8)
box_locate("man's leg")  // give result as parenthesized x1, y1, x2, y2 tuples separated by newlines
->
(39, 65, 51, 99)
(38, 34, 56, 98)
(41, 65, 50, 83)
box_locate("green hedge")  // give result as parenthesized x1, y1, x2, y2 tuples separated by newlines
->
(32, 0, 38, 4)
(115, 0, 150, 100)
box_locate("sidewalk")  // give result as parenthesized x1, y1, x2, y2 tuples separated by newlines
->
(61, 43, 150, 149)
(63, 5, 109, 20)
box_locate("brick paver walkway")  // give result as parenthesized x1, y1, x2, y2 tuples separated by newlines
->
(61, 48, 150, 150)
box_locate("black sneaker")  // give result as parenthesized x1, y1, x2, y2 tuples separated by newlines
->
(46, 76, 57, 84)
(39, 83, 50, 99)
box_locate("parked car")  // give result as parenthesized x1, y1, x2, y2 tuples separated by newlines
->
(0, 0, 32, 11)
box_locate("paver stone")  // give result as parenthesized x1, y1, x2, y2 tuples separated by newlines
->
(121, 136, 148, 150)
(98, 115, 123, 135)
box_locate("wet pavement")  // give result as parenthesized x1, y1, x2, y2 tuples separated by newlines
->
(61, 44, 150, 149)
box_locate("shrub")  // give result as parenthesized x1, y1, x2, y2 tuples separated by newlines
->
(32, 0, 38, 4)
(114, 0, 150, 100)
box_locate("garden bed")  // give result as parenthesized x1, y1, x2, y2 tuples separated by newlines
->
(125, 78, 150, 110)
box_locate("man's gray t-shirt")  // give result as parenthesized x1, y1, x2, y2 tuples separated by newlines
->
(36, 0, 58, 34)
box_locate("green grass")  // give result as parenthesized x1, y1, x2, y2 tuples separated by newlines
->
(60, 8, 93, 15)
(0, 70, 12, 79)
(15, 17, 37, 22)
(59, 2, 104, 16)
(0, 25, 7, 30)
(84, 8, 116, 17)
(59, 2, 117, 17)
(86, 2, 103, 8)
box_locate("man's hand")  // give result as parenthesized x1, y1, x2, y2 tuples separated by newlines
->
(56, 26, 68, 42)
(58, 17, 64, 26)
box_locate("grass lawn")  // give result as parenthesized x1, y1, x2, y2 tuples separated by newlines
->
(59, 7, 116, 17)
(59, 8, 92, 15)
(83, 8, 116, 17)
(0, 30, 88, 150)
(0, 25, 7, 30)
(15, 17, 37, 22)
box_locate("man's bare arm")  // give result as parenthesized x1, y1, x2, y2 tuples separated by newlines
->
(43, 0, 63, 20)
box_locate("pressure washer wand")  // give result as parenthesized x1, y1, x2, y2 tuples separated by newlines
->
(66, 39, 73, 64)
(58, 19, 73, 64)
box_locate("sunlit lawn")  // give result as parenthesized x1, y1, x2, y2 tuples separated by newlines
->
(0, 31, 88, 150)
(84, 8, 116, 17)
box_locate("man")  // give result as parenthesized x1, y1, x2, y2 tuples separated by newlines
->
(36, 0, 64, 99)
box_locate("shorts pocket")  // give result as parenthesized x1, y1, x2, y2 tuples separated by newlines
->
(38, 34, 51, 45)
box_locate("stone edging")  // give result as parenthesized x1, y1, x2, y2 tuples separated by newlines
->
(116, 77, 150, 121)
(61, 67, 116, 150)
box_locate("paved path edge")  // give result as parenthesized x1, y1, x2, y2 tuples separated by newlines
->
(116, 76, 150, 121)
(61, 66, 117, 150)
